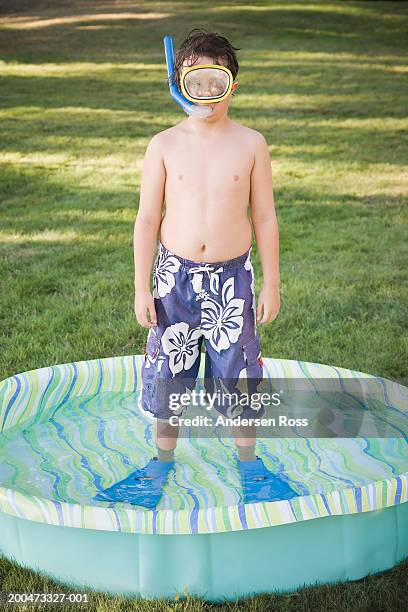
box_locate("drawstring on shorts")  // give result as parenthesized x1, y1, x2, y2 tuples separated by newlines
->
(187, 264, 224, 279)
(187, 264, 225, 296)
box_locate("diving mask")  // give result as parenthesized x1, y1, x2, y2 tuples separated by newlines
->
(180, 64, 234, 104)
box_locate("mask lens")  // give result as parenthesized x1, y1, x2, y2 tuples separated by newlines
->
(183, 67, 230, 101)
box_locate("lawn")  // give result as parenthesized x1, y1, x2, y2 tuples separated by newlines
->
(0, 0, 407, 610)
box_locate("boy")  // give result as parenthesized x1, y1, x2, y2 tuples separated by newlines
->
(133, 29, 281, 507)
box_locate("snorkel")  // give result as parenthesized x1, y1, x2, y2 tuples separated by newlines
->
(163, 35, 214, 119)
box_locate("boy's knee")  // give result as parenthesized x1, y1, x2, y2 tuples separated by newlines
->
(156, 418, 179, 440)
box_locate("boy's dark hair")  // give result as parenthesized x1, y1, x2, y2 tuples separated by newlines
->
(172, 28, 240, 90)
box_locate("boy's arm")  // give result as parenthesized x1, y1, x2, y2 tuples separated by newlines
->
(249, 133, 280, 324)
(133, 134, 165, 326)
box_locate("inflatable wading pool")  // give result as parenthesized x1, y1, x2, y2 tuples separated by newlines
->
(0, 354, 407, 601)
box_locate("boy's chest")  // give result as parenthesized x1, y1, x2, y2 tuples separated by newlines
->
(164, 140, 253, 188)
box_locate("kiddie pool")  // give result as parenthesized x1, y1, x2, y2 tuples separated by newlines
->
(0, 353, 407, 602)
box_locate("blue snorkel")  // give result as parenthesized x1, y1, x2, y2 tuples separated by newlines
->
(163, 35, 213, 119)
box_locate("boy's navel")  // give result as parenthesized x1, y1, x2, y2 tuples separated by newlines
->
(177, 174, 183, 181)
(233, 174, 239, 181)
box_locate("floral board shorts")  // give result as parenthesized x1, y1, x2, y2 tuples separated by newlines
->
(139, 241, 265, 422)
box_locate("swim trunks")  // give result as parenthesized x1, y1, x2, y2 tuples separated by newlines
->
(139, 241, 264, 421)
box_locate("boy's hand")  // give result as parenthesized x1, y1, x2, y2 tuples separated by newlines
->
(134, 290, 157, 328)
(256, 285, 280, 325)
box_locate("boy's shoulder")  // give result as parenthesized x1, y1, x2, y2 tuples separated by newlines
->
(148, 123, 184, 144)
(147, 121, 267, 150)
(230, 120, 268, 145)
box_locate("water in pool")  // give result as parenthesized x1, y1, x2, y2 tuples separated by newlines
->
(0, 389, 406, 510)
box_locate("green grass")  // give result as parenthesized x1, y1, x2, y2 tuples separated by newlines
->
(0, 0, 407, 609)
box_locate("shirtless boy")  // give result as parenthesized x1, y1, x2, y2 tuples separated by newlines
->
(132, 29, 281, 508)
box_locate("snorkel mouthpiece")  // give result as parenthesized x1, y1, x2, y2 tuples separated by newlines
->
(163, 35, 214, 118)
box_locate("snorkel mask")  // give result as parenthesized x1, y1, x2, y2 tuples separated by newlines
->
(164, 35, 234, 118)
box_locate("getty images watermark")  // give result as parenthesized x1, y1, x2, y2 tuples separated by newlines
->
(149, 376, 408, 438)
(166, 387, 307, 428)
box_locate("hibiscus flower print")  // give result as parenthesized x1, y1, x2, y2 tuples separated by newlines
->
(144, 352, 157, 369)
(161, 322, 202, 376)
(153, 248, 181, 298)
(144, 328, 161, 368)
(196, 289, 209, 302)
(201, 276, 244, 353)
(244, 249, 256, 327)
(214, 377, 244, 418)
